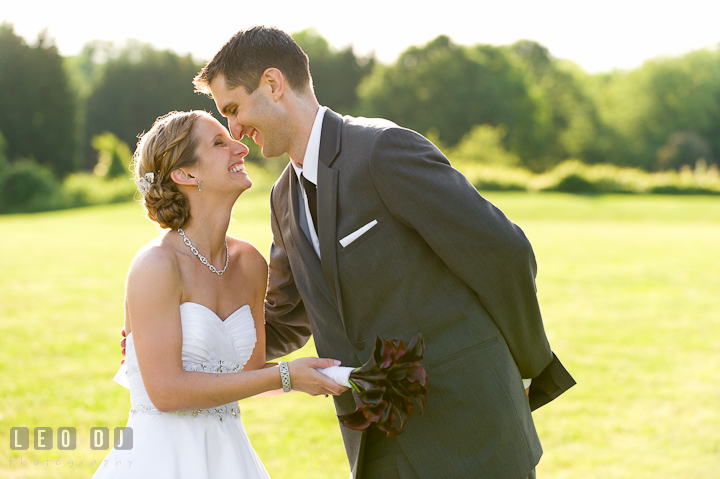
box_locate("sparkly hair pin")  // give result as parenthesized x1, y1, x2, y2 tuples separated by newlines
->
(136, 172, 155, 197)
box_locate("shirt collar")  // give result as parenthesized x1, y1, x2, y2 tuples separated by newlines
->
(291, 106, 327, 185)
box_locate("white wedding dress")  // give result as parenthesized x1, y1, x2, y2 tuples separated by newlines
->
(92, 302, 271, 479)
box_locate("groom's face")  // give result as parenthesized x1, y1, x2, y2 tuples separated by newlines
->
(210, 74, 287, 159)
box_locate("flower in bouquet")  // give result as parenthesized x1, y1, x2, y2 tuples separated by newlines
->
(337, 333, 428, 437)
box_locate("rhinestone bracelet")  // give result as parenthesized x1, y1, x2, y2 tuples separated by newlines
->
(278, 361, 292, 393)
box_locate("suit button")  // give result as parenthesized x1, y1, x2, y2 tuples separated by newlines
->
(353, 341, 366, 351)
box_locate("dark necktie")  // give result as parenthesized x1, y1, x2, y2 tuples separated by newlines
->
(301, 174, 319, 236)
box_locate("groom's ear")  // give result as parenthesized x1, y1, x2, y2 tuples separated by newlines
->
(261, 68, 284, 102)
(170, 168, 197, 187)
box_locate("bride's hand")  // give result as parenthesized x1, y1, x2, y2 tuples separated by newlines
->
(287, 358, 349, 396)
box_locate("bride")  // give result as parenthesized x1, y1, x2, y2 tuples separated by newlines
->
(92, 110, 346, 479)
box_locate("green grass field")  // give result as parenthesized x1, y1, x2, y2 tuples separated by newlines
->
(1, 188, 719, 478)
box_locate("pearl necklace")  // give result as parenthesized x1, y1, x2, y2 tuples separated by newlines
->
(178, 228, 229, 276)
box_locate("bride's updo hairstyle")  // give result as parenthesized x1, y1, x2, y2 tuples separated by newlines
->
(133, 111, 209, 230)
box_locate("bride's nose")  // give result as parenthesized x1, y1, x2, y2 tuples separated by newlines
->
(233, 140, 250, 157)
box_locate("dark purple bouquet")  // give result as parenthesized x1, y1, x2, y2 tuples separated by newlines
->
(337, 333, 428, 437)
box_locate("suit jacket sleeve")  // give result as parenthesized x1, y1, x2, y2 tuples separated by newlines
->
(368, 127, 554, 379)
(264, 185, 312, 361)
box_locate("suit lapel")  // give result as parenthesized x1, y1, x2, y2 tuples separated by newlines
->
(287, 170, 336, 308)
(317, 109, 345, 318)
(317, 162, 341, 305)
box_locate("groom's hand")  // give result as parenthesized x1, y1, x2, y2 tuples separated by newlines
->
(120, 327, 127, 364)
(526, 386, 530, 401)
(288, 358, 349, 396)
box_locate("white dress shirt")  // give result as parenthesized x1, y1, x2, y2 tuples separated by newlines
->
(291, 106, 326, 258)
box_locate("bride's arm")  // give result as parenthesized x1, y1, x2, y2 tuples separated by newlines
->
(127, 247, 344, 413)
(238, 243, 282, 397)
(240, 243, 268, 372)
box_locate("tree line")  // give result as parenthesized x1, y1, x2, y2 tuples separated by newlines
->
(0, 23, 718, 201)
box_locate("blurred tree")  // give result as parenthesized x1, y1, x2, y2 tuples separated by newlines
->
(64, 41, 121, 180)
(293, 29, 375, 115)
(655, 130, 714, 171)
(588, 48, 720, 170)
(0, 130, 8, 179)
(449, 124, 521, 166)
(65, 40, 120, 100)
(84, 41, 215, 169)
(506, 40, 605, 168)
(0, 158, 60, 211)
(0, 129, 7, 157)
(91, 132, 132, 178)
(0, 24, 79, 176)
(357, 36, 552, 170)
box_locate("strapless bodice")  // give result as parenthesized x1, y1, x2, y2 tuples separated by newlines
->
(116, 302, 257, 419)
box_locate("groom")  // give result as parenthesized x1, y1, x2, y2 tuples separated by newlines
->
(193, 26, 575, 479)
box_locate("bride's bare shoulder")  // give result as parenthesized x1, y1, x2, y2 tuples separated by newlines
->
(227, 237, 266, 264)
(227, 236, 268, 280)
(125, 234, 183, 333)
(128, 233, 181, 281)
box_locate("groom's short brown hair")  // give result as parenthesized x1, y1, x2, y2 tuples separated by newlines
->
(193, 26, 312, 96)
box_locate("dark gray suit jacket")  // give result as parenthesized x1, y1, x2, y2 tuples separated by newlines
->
(264, 109, 575, 479)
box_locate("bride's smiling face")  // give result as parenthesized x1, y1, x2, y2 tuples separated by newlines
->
(192, 115, 252, 193)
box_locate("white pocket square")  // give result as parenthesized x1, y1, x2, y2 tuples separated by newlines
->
(339, 220, 378, 248)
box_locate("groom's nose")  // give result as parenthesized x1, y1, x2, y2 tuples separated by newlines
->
(228, 119, 244, 140)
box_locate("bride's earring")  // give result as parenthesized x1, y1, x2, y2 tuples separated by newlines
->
(197, 180, 201, 192)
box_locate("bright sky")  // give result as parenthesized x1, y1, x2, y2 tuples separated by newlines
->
(2, 0, 719, 73)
